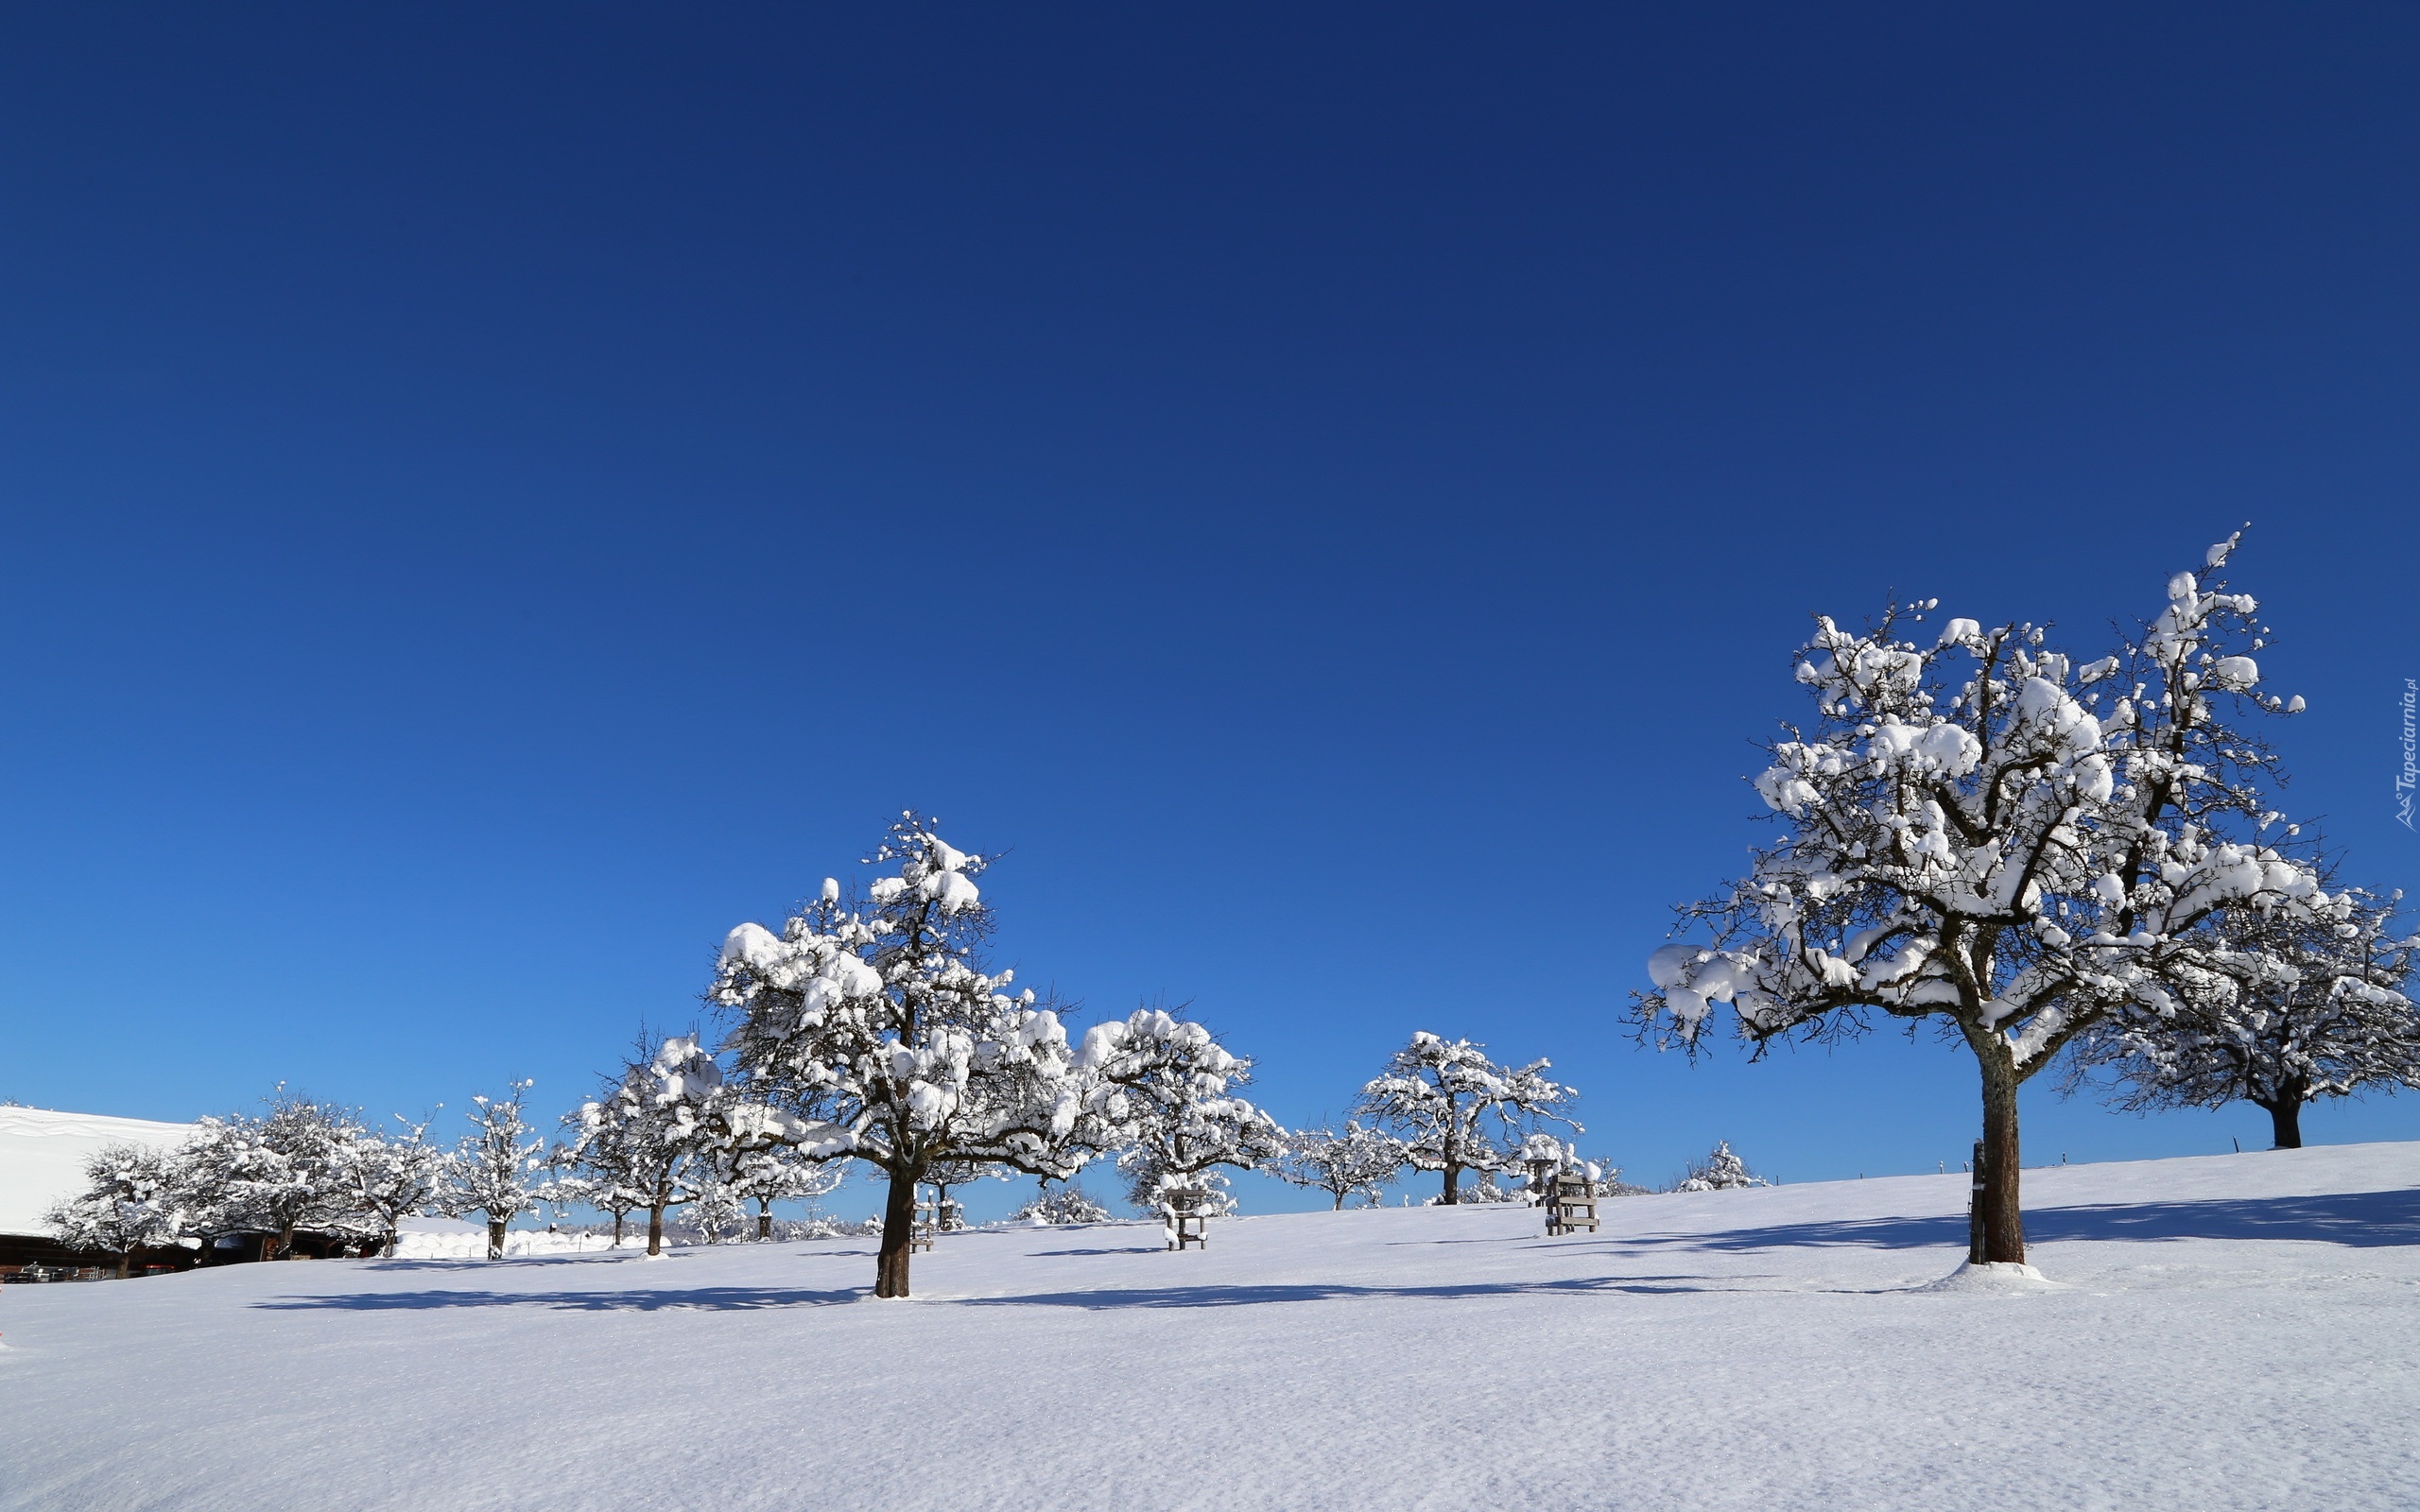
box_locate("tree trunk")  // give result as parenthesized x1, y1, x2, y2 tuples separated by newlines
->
(612, 1211, 625, 1247)
(275, 1221, 296, 1261)
(1332, 1191, 1346, 1211)
(382, 1229, 399, 1260)
(757, 1199, 774, 1241)
(1973, 1038, 2026, 1264)
(874, 1165, 919, 1298)
(486, 1219, 507, 1261)
(647, 1204, 666, 1257)
(115, 1253, 132, 1279)
(1441, 1159, 1461, 1206)
(2265, 1091, 2305, 1150)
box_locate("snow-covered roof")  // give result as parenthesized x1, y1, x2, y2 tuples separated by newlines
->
(0, 1105, 198, 1236)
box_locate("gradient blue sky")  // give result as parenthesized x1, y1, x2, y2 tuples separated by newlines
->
(4, 6, 2416, 1219)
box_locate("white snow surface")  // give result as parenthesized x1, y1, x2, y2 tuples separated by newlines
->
(5, 1142, 2417, 1510)
(0, 1107, 197, 1235)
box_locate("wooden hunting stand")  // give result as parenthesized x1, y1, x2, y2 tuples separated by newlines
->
(1544, 1175, 1598, 1236)
(1163, 1187, 1212, 1251)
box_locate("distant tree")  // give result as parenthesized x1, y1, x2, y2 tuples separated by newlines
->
(714, 816, 1090, 1297)
(1356, 1033, 1576, 1205)
(1078, 1006, 1284, 1226)
(721, 1134, 845, 1241)
(1011, 1181, 1112, 1226)
(921, 1158, 1002, 1232)
(1634, 534, 2325, 1263)
(1674, 1141, 1769, 1192)
(574, 1036, 728, 1257)
(1273, 1123, 1407, 1210)
(43, 1142, 186, 1276)
(181, 1091, 371, 1259)
(443, 1080, 544, 1260)
(2072, 884, 2420, 1148)
(343, 1114, 448, 1258)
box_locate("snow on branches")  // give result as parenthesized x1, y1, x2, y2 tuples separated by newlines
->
(177, 1091, 372, 1260)
(1273, 1123, 1407, 1210)
(1635, 533, 2322, 1263)
(1674, 1141, 1768, 1192)
(43, 1143, 186, 1275)
(713, 813, 1085, 1297)
(2073, 883, 2420, 1148)
(443, 1080, 544, 1260)
(1077, 1006, 1285, 1222)
(1356, 1032, 1576, 1205)
(572, 1037, 732, 1256)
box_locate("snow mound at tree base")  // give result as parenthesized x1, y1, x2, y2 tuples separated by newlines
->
(1918, 1260, 2067, 1293)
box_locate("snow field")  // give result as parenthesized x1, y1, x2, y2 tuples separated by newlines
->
(3, 1142, 2415, 1511)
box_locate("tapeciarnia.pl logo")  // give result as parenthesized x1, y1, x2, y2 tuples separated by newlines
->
(2399, 678, 2417, 832)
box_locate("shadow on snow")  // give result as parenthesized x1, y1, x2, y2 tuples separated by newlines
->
(256, 1285, 864, 1313)
(1595, 1187, 2420, 1255)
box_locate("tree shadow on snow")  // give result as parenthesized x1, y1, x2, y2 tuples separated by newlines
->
(1597, 1187, 2420, 1255)
(254, 1284, 863, 1313)
(950, 1275, 1759, 1310)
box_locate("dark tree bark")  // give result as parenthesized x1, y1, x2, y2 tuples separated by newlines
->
(874, 1165, 920, 1298)
(1441, 1158, 1462, 1205)
(1968, 1030, 2027, 1264)
(486, 1219, 507, 1261)
(646, 1204, 666, 1257)
(611, 1211, 626, 1246)
(114, 1253, 131, 1279)
(757, 1201, 774, 1241)
(2264, 1084, 2307, 1149)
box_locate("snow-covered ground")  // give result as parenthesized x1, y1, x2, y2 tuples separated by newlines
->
(3, 1142, 2415, 1511)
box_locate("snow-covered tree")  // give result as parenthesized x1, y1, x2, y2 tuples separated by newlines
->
(1273, 1123, 1407, 1210)
(1356, 1033, 1577, 1205)
(43, 1142, 187, 1275)
(1674, 1141, 1768, 1192)
(179, 1091, 371, 1259)
(443, 1080, 544, 1260)
(1078, 1007, 1285, 1225)
(2072, 884, 2420, 1148)
(342, 1114, 448, 1258)
(574, 1036, 729, 1257)
(720, 1134, 845, 1241)
(1011, 1181, 1112, 1226)
(921, 1158, 1003, 1232)
(714, 815, 1088, 1297)
(1636, 534, 2325, 1263)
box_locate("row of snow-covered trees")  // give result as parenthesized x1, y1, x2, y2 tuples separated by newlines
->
(1638, 531, 2420, 1265)
(703, 814, 1628, 1295)
(44, 1089, 530, 1271)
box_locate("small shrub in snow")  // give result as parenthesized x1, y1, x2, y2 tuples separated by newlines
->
(1673, 1141, 1768, 1192)
(1273, 1123, 1406, 1210)
(1012, 1184, 1112, 1226)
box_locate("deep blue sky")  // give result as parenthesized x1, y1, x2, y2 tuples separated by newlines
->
(5, 6, 2416, 1218)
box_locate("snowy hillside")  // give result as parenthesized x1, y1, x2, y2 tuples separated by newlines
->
(3, 1142, 2415, 1511)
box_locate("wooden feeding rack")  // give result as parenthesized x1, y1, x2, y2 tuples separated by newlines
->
(1162, 1187, 1213, 1251)
(1543, 1174, 1598, 1237)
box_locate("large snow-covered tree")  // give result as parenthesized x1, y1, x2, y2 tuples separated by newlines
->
(43, 1143, 187, 1275)
(443, 1080, 544, 1260)
(713, 815, 1086, 1297)
(574, 1035, 730, 1257)
(179, 1091, 371, 1259)
(343, 1114, 448, 1258)
(2071, 883, 2419, 1148)
(1356, 1033, 1576, 1205)
(1273, 1122, 1407, 1210)
(1080, 1007, 1285, 1223)
(1635, 534, 2325, 1263)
